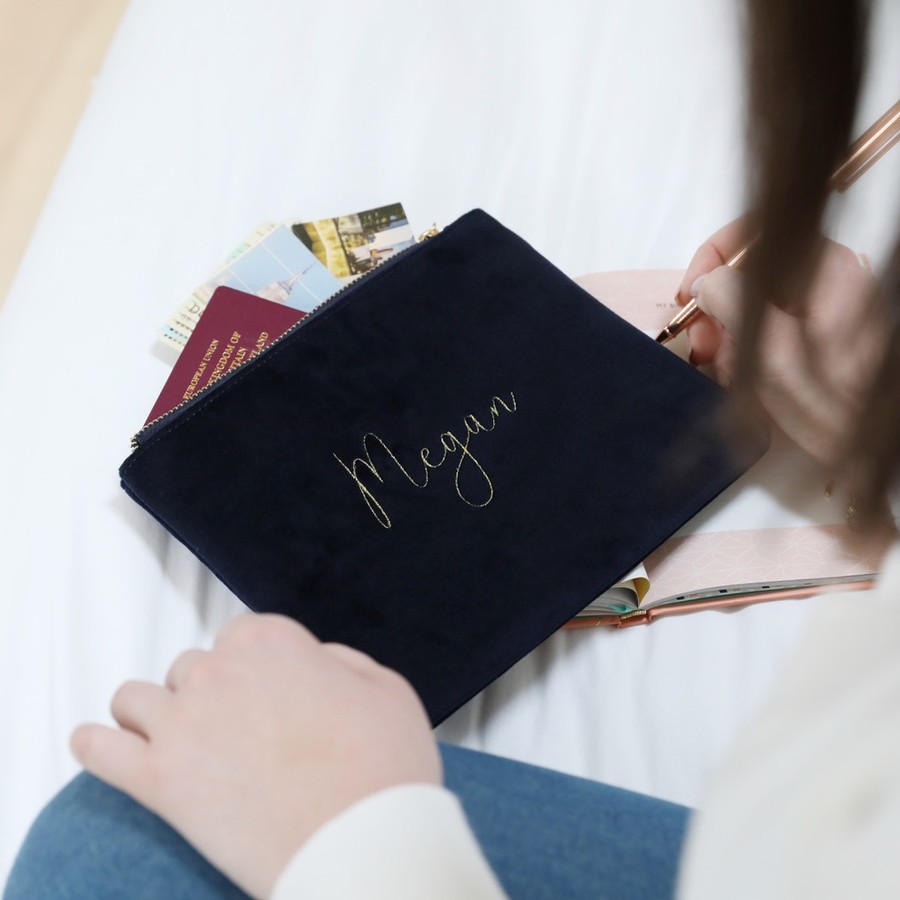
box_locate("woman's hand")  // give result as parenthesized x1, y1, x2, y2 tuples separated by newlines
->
(676, 217, 749, 374)
(71, 614, 441, 899)
(678, 218, 886, 469)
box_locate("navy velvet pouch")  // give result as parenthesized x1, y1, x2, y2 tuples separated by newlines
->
(121, 209, 767, 724)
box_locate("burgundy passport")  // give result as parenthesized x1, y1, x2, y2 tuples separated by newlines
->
(146, 287, 304, 424)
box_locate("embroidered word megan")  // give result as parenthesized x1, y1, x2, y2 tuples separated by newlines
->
(333, 392, 518, 529)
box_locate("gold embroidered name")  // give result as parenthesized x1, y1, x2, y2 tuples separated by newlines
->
(333, 392, 518, 528)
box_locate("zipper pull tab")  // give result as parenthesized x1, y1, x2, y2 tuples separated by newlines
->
(417, 224, 442, 241)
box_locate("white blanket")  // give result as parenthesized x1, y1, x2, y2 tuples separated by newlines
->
(1, 0, 898, 883)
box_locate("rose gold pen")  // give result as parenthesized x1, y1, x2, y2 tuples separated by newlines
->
(655, 98, 900, 344)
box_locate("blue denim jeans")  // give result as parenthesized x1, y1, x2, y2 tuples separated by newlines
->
(5, 744, 689, 899)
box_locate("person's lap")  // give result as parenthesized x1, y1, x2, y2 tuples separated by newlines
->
(4, 744, 689, 899)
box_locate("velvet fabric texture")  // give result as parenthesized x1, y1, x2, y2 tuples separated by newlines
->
(120, 210, 767, 724)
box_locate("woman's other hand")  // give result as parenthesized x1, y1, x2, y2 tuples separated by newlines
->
(71, 613, 441, 899)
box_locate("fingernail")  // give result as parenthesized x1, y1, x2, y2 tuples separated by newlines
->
(689, 275, 706, 298)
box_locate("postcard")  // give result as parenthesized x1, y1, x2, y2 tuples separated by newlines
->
(161, 203, 414, 351)
(292, 202, 415, 280)
(162, 225, 340, 349)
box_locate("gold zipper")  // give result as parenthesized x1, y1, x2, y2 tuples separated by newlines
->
(130, 224, 443, 452)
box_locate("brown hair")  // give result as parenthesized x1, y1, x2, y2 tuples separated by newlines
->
(737, 0, 899, 522)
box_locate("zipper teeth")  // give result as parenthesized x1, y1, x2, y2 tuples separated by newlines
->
(130, 225, 443, 451)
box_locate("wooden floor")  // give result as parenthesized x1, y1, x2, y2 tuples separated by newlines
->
(0, 0, 128, 309)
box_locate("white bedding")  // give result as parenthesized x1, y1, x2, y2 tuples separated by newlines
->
(1, 0, 898, 884)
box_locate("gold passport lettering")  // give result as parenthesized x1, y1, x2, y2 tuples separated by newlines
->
(228, 346, 248, 371)
(182, 339, 221, 401)
(252, 332, 270, 356)
(209, 331, 242, 384)
(333, 393, 517, 528)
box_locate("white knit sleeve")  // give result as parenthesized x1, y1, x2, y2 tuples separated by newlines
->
(271, 784, 507, 900)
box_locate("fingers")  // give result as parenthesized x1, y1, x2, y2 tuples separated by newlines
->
(322, 642, 382, 675)
(679, 244, 729, 305)
(165, 649, 210, 690)
(686, 313, 725, 366)
(212, 612, 258, 648)
(70, 722, 151, 795)
(692, 266, 744, 335)
(678, 216, 749, 303)
(214, 612, 317, 654)
(110, 679, 172, 738)
(682, 266, 743, 369)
